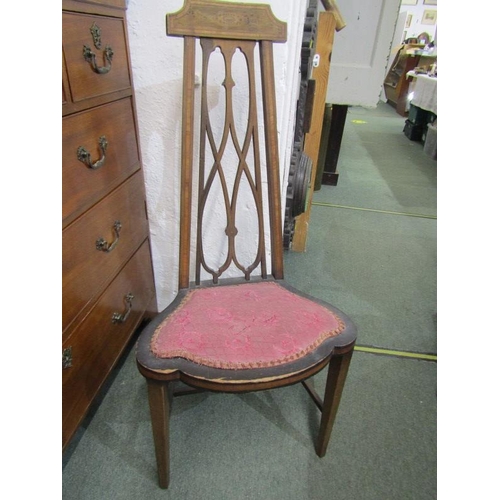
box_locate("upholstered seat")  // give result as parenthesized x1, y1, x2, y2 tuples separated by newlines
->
(151, 281, 345, 370)
(137, 279, 355, 388)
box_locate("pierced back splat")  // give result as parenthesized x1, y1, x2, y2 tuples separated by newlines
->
(197, 39, 266, 284)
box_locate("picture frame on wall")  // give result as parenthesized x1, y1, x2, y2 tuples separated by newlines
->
(424, 0, 437, 5)
(421, 10, 437, 25)
(405, 14, 412, 28)
(401, 0, 418, 5)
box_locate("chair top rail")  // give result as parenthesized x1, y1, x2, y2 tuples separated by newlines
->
(166, 0, 287, 42)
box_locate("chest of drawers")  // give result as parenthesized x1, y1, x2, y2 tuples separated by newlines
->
(62, 0, 156, 451)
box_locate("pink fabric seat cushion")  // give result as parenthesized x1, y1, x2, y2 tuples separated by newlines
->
(151, 282, 345, 370)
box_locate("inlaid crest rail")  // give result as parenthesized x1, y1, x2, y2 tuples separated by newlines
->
(166, 0, 287, 42)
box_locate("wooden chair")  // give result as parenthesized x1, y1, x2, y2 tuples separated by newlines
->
(136, 0, 357, 488)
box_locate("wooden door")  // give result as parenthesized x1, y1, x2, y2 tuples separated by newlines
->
(325, 0, 401, 106)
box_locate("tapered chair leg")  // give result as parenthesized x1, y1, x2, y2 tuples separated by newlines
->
(316, 349, 354, 457)
(147, 379, 171, 488)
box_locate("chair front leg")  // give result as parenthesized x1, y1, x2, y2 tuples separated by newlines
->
(147, 379, 171, 488)
(316, 349, 354, 457)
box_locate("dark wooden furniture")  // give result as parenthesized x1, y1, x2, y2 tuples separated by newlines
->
(62, 0, 156, 451)
(384, 44, 438, 117)
(320, 103, 348, 186)
(290, 5, 344, 252)
(384, 45, 421, 116)
(136, 0, 356, 488)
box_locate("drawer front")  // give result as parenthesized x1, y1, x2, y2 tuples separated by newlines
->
(62, 241, 155, 448)
(63, 173, 149, 333)
(63, 12, 131, 103)
(63, 98, 140, 226)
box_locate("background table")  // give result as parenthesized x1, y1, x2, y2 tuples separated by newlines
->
(407, 71, 437, 115)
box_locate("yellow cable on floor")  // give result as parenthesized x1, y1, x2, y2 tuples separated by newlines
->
(312, 201, 437, 220)
(354, 345, 437, 361)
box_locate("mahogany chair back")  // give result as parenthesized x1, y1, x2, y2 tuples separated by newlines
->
(169, 0, 287, 288)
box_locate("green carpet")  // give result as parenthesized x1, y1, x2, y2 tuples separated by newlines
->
(62, 344, 436, 500)
(314, 104, 437, 217)
(285, 206, 436, 354)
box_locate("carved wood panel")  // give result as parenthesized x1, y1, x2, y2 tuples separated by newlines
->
(196, 38, 267, 284)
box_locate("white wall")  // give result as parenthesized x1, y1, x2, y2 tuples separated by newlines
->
(126, 0, 306, 311)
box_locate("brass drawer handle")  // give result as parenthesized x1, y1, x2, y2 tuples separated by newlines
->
(112, 293, 134, 324)
(77, 136, 108, 169)
(96, 221, 122, 252)
(83, 22, 113, 74)
(83, 44, 114, 74)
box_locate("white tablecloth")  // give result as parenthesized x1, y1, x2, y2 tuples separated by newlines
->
(407, 72, 437, 115)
